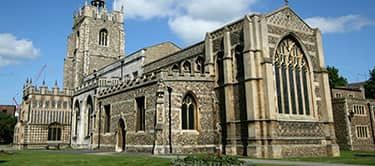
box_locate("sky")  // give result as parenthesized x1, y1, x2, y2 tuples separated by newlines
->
(0, 0, 374, 105)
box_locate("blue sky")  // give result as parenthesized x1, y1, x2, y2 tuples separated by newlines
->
(0, 0, 374, 105)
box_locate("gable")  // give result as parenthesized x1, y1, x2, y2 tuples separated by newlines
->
(265, 7, 314, 34)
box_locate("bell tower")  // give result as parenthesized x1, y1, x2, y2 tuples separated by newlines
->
(63, 0, 125, 90)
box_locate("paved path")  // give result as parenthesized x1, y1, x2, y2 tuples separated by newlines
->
(0, 148, 364, 166)
(157, 155, 362, 166)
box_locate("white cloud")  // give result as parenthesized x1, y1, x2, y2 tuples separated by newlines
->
(0, 33, 40, 67)
(168, 16, 221, 44)
(0, 56, 17, 67)
(179, 0, 256, 22)
(0, 33, 40, 59)
(114, 0, 258, 44)
(306, 15, 375, 33)
(114, 0, 175, 20)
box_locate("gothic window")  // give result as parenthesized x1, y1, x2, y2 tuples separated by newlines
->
(86, 97, 93, 136)
(74, 102, 80, 136)
(76, 31, 80, 48)
(172, 64, 179, 73)
(39, 100, 43, 108)
(181, 93, 197, 130)
(273, 36, 312, 116)
(57, 101, 62, 109)
(45, 101, 50, 108)
(195, 57, 204, 74)
(99, 29, 108, 46)
(48, 124, 62, 141)
(182, 61, 192, 73)
(136, 97, 145, 131)
(104, 105, 111, 133)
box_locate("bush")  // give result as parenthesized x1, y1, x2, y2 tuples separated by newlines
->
(170, 153, 253, 166)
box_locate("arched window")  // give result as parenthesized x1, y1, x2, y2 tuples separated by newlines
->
(48, 123, 62, 141)
(274, 36, 311, 116)
(99, 29, 108, 46)
(195, 57, 204, 74)
(87, 97, 93, 136)
(74, 101, 80, 136)
(76, 31, 80, 48)
(181, 93, 197, 130)
(172, 64, 179, 73)
(182, 61, 192, 73)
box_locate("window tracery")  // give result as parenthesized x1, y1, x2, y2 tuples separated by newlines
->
(274, 36, 311, 116)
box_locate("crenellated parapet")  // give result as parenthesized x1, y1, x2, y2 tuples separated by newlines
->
(74, 77, 121, 95)
(98, 71, 160, 98)
(73, 0, 124, 26)
(23, 79, 73, 97)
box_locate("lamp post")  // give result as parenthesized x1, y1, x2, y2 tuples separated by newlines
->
(167, 87, 173, 153)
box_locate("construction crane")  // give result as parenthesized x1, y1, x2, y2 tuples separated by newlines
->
(12, 64, 47, 115)
(34, 64, 47, 85)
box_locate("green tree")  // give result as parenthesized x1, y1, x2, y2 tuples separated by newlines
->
(0, 113, 17, 144)
(365, 66, 375, 99)
(327, 66, 348, 88)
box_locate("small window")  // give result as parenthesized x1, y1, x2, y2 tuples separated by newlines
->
(51, 101, 56, 109)
(172, 64, 179, 73)
(353, 105, 365, 115)
(57, 101, 62, 109)
(136, 97, 146, 131)
(195, 57, 204, 74)
(183, 61, 192, 73)
(104, 105, 111, 133)
(99, 29, 108, 46)
(39, 100, 43, 108)
(63, 101, 68, 109)
(181, 93, 197, 130)
(356, 126, 369, 138)
(45, 101, 50, 108)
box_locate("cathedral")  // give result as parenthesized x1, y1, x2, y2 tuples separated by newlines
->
(14, 0, 340, 158)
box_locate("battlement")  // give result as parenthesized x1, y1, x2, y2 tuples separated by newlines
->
(74, 77, 121, 95)
(23, 80, 73, 97)
(73, 3, 124, 25)
(98, 71, 160, 98)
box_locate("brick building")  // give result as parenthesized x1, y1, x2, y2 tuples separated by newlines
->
(332, 86, 375, 151)
(0, 105, 16, 117)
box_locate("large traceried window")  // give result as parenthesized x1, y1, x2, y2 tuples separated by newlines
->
(181, 93, 197, 130)
(274, 36, 312, 116)
(99, 29, 108, 46)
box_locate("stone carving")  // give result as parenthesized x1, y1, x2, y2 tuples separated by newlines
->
(266, 8, 314, 34)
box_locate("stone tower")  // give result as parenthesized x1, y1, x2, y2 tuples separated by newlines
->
(63, 0, 125, 90)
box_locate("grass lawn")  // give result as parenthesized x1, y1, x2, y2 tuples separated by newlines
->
(279, 150, 375, 165)
(0, 151, 170, 166)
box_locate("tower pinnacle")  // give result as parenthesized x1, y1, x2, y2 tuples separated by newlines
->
(285, 0, 289, 6)
(91, 0, 105, 8)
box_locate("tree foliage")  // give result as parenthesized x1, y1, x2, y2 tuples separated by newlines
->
(365, 66, 375, 99)
(0, 113, 17, 144)
(327, 66, 348, 88)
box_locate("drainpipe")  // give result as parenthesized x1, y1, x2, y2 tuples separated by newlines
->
(167, 87, 173, 153)
(98, 101, 102, 149)
(367, 103, 375, 146)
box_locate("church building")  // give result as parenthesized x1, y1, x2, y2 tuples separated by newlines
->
(14, 0, 340, 158)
